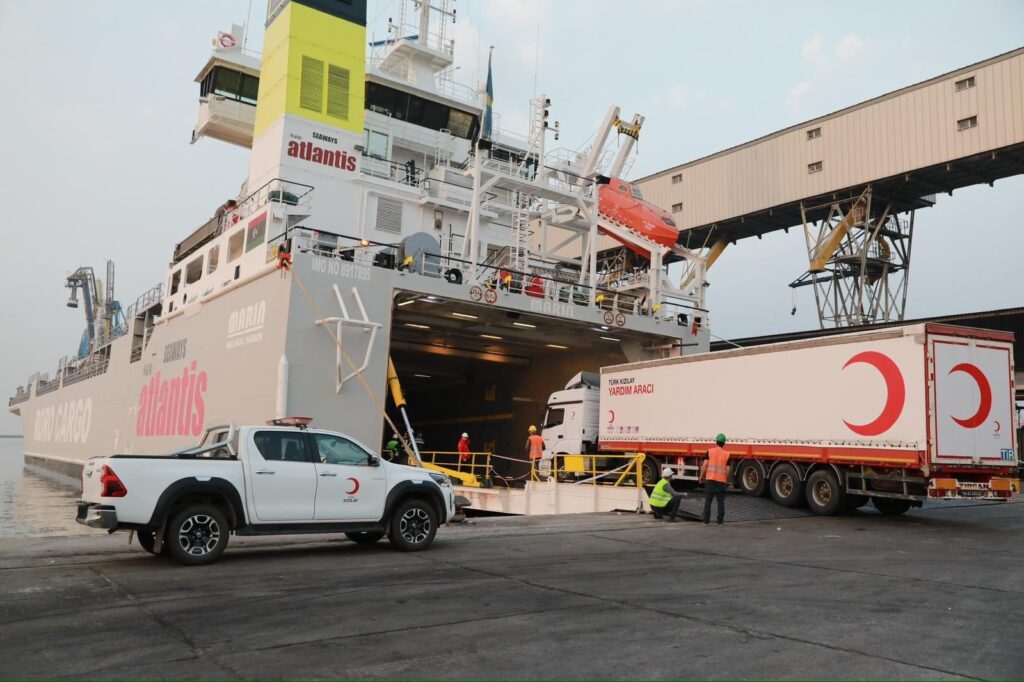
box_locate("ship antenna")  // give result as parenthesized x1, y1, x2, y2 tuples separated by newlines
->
(532, 19, 540, 98)
(242, 0, 253, 50)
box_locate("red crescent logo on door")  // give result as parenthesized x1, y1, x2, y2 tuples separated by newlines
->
(346, 477, 360, 495)
(608, 410, 616, 424)
(842, 351, 906, 436)
(947, 363, 992, 429)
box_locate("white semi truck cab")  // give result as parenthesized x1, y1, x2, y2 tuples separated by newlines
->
(542, 371, 601, 458)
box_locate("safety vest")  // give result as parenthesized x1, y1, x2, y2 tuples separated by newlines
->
(649, 478, 673, 508)
(528, 434, 544, 459)
(706, 446, 730, 483)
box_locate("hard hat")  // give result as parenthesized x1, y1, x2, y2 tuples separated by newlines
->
(661, 466, 673, 478)
(461, 432, 469, 438)
(529, 425, 537, 432)
(716, 433, 727, 445)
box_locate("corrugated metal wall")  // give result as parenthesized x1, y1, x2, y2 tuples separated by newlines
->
(638, 49, 1024, 231)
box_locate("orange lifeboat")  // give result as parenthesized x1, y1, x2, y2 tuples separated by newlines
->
(597, 178, 679, 258)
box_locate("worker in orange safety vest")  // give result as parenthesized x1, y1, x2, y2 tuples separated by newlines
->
(699, 433, 731, 525)
(526, 425, 545, 460)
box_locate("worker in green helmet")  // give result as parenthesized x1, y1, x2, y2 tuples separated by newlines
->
(384, 433, 400, 463)
(700, 433, 731, 525)
(649, 466, 686, 521)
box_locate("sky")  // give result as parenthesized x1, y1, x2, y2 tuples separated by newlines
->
(1, 0, 1022, 433)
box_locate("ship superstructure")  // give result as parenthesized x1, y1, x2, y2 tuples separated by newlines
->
(9, 0, 710, 468)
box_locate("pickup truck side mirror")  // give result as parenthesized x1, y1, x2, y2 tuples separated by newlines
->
(368, 454, 381, 467)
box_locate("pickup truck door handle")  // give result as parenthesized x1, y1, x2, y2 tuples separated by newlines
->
(255, 470, 276, 475)
(319, 471, 338, 477)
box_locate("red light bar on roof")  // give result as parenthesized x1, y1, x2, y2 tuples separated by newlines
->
(267, 417, 314, 428)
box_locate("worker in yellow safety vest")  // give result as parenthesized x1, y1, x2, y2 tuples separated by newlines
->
(699, 433, 731, 525)
(649, 466, 685, 521)
(526, 425, 545, 460)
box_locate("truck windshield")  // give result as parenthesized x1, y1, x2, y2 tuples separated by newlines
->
(545, 408, 565, 428)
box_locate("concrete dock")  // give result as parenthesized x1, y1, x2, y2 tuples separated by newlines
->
(0, 487, 1021, 680)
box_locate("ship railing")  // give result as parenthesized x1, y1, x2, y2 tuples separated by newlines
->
(417, 451, 494, 488)
(434, 75, 476, 103)
(227, 178, 315, 228)
(35, 377, 62, 397)
(360, 156, 424, 187)
(9, 386, 30, 406)
(283, 227, 666, 319)
(123, 283, 164, 321)
(422, 176, 498, 209)
(62, 358, 110, 388)
(535, 453, 648, 490)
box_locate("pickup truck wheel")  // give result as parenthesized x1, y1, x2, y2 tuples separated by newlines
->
(166, 505, 229, 566)
(345, 531, 384, 545)
(806, 469, 844, 516)
(872, 497, 912, 515)
(136, 529, 164, 556)
(737, 461, 767, 497)
(388, 499, 438, 552)
(769, 463, 804, 508)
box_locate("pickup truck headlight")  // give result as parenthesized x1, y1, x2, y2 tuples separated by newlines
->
(428, 472, 451, 487)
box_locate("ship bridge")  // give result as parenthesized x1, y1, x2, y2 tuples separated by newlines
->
(638, 47, 1024, 328)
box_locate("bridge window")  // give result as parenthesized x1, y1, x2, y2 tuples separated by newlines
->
(207, 245, 220, 274)
(630, 185, 644, 199)
(671, 173, 682, 184)
(169, 270, 181, 295)
(808, 161, 823, 174)
(365, 81, 480, 140)
(185, 255, 204, 285)
(806, 127, 821, 140)
(955, 76, 975, 92)
(227, 230, 244, 262)
(957, 115, 977, 131)
(672, 202, 683, 213)
(200, 66, 259, 105)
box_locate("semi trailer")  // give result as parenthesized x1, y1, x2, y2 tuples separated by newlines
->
(541, 323, 1019, 515)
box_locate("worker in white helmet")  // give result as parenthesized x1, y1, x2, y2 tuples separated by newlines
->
(649, 466, 685, 522)
(457, 432, 471, 463)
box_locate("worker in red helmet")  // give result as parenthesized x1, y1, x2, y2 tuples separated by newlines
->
(457, 432, 471, 463)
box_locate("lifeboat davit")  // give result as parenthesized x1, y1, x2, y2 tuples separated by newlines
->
(597, 178, 679, 258)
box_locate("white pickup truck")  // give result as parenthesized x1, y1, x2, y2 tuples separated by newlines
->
(77, 421, 459, 565)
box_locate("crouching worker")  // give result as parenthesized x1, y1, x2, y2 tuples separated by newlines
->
(649, 466, 685, 521)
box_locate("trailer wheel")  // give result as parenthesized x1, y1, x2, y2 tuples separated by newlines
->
(737, 461, 767, 497)
(872, 497, 912, 515)
(641, 457, 661, 487)
(806, 469, 845, 516)
(769, 463, 804, 508)
(844, 494, 870, 511)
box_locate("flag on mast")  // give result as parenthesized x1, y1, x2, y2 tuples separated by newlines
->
(482, 46, 494, 139)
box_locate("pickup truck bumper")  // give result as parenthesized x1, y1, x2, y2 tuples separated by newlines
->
(76, 502, 118, 529)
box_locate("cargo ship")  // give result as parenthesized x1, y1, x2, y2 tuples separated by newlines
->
(8, 0, 709, 478)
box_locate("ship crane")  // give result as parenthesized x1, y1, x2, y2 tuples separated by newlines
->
(65, 261, 120, 358)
